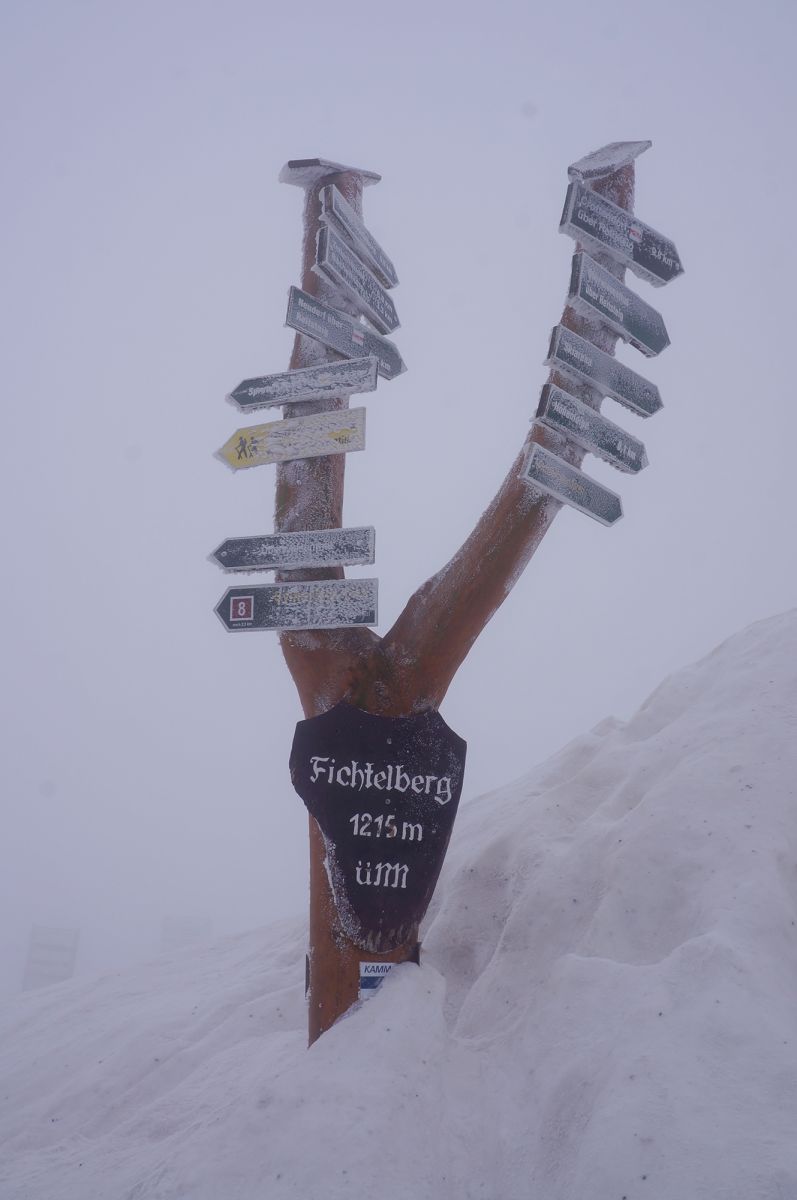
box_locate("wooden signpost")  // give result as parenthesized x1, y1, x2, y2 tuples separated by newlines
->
(213, 140, 683, 1044)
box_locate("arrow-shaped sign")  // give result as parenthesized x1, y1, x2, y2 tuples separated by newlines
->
(546, 325, 662, 418)
(227, 357, 378, 413)
(315, 225, 400, 334)
(560, 180, 684, 288)
(210, 527, 376, 573)
(286, 287, 405, 380)
(216, 407, 365, 470)
(215, 578, 378, 631)
(520, 443, 623, 526)
(320, 184, 399, 288)
(535, 385, 648, 474)
(568, 252, 670, 357)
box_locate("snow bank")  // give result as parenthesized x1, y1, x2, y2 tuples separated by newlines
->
(3, 610, 797, 1200)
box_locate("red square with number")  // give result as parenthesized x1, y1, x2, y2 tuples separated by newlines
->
(230, 595, 254, 622)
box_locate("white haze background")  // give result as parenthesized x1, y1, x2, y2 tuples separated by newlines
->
(1, 0, 796, 994)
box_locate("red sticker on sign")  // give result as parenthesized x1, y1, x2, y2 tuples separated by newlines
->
(230, 595, 254, 621)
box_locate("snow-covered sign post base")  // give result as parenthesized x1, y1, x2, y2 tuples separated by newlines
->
(213, 144, 683, 1044)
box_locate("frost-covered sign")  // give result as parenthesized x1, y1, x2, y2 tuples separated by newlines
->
(290, 703, 467, 952)
(227, 357, 378, 412)
(320, 184, 399, 288)
(560, 181, 684, 288)
(521, 443, 623, 526)
(315, 225, 400, 334)
(216, 407, 366, 470)
(210, 527, 375, 573)
(568, 252, 670, 358)
(546, 325, 662, 418)
(215, 579, 378, 632)
(285, 287, 406, 380)
(536, 385, 648, 474)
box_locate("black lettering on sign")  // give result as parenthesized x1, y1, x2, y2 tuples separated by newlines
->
(290, 702, 467, 952)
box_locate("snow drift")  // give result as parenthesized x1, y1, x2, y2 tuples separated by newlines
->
(3, 610, 797, 1200)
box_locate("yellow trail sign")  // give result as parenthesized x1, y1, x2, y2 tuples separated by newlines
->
(217, 407, 366, 470)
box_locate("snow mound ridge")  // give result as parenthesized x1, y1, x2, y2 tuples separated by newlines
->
(2, 609, 797, 1200)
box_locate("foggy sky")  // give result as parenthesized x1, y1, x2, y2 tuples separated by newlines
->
(1, 0, 795, 995)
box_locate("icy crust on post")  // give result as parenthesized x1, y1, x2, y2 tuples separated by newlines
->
(227, 357, 378, 412)
(290, 703, 467, 952)
(279, 158, 381, 188)
(568, 139, 651, 180)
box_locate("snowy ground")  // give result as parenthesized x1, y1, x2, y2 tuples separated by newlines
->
(2, 610, 797, 1200)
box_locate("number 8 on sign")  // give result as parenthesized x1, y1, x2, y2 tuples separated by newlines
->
(230, 595, 254, 622)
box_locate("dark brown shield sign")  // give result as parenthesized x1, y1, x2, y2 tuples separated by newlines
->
(290, 702, 467, 953)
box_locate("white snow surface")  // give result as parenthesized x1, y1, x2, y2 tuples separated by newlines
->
(3, 610, 797, 1200)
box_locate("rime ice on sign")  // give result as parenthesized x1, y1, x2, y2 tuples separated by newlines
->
(521, 443, 623, 526)
(210, 527, 376, 573)
(290, 703, 467, 952)
(216, 407, 366, 470)
(560, 180, 684, 288)
(315, 225, 400, 334)
(546, 325, 662, 418)
(227, 357, 378, 412)
(215, 579, 378, 632)
(286, 287, 405, 380)
(568, 252, 670, 358)
(536, 385, 648, 474)
(320, 184, 399, 288)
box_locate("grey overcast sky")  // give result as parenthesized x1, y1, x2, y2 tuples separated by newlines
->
(1, 0, 795, 993)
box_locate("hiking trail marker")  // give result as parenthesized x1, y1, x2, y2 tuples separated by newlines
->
(285, 286, 405, 380)
(210, 527, 375, 573)
(215, 579, 378, 632)
(216, 407, 365, 470)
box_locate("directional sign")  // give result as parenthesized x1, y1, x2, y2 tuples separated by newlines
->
(286, 287, 406, 380)
(320, 184, 399, 288)
(560, 180, 684, 287)
(210, 527, 376, 573)
(568, 141, 652, 181)
(535, 385, 648, 474)
(290, 702, 466, 951)
(568, 252, 670, 357)
(520, 443, 623, 526)
(216, 407, 365, 470)
(315, 225, 400, 334)
(227, 357, 378, 413)
(546, 325, 662, 418)
(215, 579, 378, 631)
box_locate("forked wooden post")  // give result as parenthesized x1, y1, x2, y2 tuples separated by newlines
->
(276, 150, 640, 1044)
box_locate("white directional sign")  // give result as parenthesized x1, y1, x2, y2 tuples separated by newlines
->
(568, 252, 670, 357)
(215, 578, 378, 631)
(227, 357, 378, 412)
(535, 385, 648, 474)
(560, 181, 684, 287)
(286, 287, 406, 380)
(546, 325, 662, 418)
(216, 407, 365, 470)
(210, 527, 376, 573)
(520, 443, 623, 526)
(320, 184, 399, 288)
(315, 225, 400, 334)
